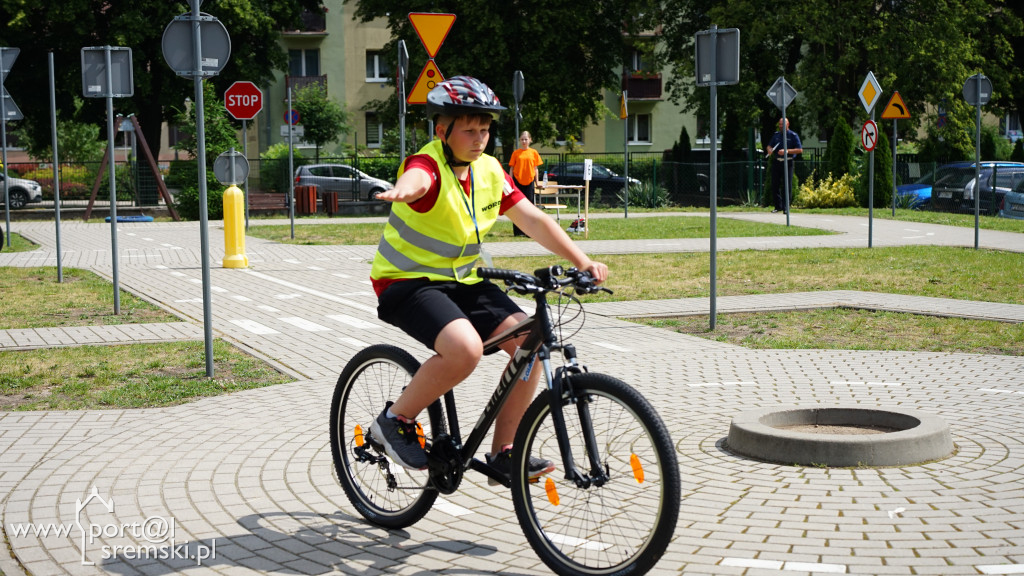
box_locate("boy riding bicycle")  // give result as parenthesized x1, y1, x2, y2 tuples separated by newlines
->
(369, 76, 608, 482)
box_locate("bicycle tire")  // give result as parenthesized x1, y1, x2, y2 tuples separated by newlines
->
(511, 373, 680, 576)
(330, 344, 442, 529)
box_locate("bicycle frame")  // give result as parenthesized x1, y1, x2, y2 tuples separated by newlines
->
(436, 287, 608, 489)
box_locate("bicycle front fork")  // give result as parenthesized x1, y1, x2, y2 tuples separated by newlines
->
(542, 344, 609, 488)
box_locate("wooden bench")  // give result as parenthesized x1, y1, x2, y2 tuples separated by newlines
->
(247, 193, 288, 212)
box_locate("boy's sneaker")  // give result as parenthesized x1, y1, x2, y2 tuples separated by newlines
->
(369, 403, 428, 470)
(485, 448, 555, 486)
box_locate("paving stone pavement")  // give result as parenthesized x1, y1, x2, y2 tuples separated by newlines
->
(1, 213, 1022, 576)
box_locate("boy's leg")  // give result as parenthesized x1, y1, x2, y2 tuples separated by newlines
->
(490, 311, 541, 454)
(390, 318, 484, 420)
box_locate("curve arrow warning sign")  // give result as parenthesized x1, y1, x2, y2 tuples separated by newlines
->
(881, 91, 911, 120)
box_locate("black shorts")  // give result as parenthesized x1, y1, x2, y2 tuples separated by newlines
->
(377, 279, 523, 352)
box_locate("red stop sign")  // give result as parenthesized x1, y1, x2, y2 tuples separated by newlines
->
(224, 81, 263, 120)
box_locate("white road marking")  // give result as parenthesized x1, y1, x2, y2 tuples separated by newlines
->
(433, 498, 474, 517)
(278, 317, 332, 332)
(591, 341, 631, 352)
(229, 319, 278, 335)
(242, 269, 377, 313)
(326, 314, 380, 330)
(339, 336, 370, 347)
(979, 565, 1024, 575)
(257, 305, 281, 313)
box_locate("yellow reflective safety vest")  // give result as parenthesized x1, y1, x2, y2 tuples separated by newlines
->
(371, 140, 506, 284)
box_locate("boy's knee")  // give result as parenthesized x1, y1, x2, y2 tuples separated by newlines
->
(436, 327, 484, 370)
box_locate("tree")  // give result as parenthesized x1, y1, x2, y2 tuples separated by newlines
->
(351, 0, 660, 161)
(653, 0, 1023, 152)
(292, 84, 351, 162)
(0, 0, 323, 161)
(824, 115, 855, 179)
(13, 96, 105, 165)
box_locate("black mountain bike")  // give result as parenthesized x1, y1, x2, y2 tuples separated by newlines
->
(330, 266, 680, 576)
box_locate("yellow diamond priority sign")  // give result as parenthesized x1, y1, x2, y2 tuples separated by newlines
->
(859, 71, 882, 114)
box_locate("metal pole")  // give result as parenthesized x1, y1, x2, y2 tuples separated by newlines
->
(708, 26, 718, 330)
(974, 75, 982, 250)
(623, 90, 629, 218)
(868, 108, 875, 248)
(287, 86, 295, 239)
(892, 119, 897, 216)
(242, 119, 249, 229)
(104, 47, 121, 314)
(192, 0, 214, 376)
(1, 54, 8, 249)
(782, 98, 789, 227)
(49, 52, 63, 282)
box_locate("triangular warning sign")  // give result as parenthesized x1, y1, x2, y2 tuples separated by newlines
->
(881, 91, 911, 120)
(407, 61, 444, 105)
(408, 13, 456, 59)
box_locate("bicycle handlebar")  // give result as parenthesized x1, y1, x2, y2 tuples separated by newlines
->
(477, 266, 611, 296)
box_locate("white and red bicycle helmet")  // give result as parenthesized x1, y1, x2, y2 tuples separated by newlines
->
(426, 75, 505, 121)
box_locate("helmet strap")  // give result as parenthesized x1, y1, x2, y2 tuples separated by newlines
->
(441, 121, 470, 167)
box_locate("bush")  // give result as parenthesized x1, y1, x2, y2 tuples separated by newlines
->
(619, 181, 669, 208)
(173, 184, 224, 221)
(824, 116, 855, 178)
(259, 143, 308, 193)
(794, 172, 858, 208)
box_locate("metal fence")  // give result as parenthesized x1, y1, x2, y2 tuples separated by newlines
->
(4, 152, 958, 214)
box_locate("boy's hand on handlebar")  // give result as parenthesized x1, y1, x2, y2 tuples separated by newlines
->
(581, 260, 609, 284)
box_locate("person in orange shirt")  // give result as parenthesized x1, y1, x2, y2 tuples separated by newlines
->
(507, 131, 544, 236)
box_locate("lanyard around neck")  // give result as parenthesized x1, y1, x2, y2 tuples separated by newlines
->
(450, 164, 481, 245)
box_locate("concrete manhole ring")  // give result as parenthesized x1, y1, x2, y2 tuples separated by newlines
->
(727, 405, 954, 467)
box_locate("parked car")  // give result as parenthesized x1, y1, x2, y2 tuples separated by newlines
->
(895, 163, 967, 209)
(294, 164, 393, 201)
(543, 162, 640, 197)
(928, 161, 1024, 215)
(0, 173, 43, 209)
(998, 179, 1024, 220)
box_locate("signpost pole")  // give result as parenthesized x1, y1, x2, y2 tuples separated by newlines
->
(104, 46, 121, 314)
(892, 119, 897, 216)
(623, 89, 629, 218)
(781, 83, 789, 227)
(48, 52, 63, 282)
(868, 108, 875, 248)
(189, 0, 215, 376)
(287, 86, 295, 239)
(242, 119, 249, 229)
(708, 26, 718, 329)
(1, 47, 13, 248)
(974, 75, 982, 250)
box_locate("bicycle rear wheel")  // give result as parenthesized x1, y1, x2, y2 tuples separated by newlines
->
(330, 344, 442, 529)
(511, 373, 680, 576)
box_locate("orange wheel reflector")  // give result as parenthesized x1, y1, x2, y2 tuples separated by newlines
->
(630, 453, 645, 483)
(416, 422, 425, 449)
(545, 477, 560, 506)
(354, 425, 364, 447)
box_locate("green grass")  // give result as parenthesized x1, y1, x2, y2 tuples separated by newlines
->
(0, 340, 292, 410)
(1, 266, 290, 411)
(0, 267, 177, 329)
(637, 308, 1024, 356)
(1, 232, 37, 252)
(246, 215, 832, 245)
(495, 246, 1024, 305)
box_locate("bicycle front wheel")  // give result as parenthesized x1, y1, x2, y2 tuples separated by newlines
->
(330, 344, 441, 529)
(511, 373, 680, 576)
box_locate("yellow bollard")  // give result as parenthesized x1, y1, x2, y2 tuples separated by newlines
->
(222, 185, 248, 268)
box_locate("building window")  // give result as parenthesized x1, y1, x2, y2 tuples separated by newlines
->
(627, 114, 652, 144)
(365, 51, 390, 83)
(289, 49, 320, 77)
(366, 113, 384, 148)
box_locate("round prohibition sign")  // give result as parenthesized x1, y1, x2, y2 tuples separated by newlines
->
(861, 120, 878, 152)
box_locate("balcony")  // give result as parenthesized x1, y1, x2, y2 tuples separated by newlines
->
(285, 75, 327, 97)
(622, 73, 662, 100)
(282, 9, 327, 36)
